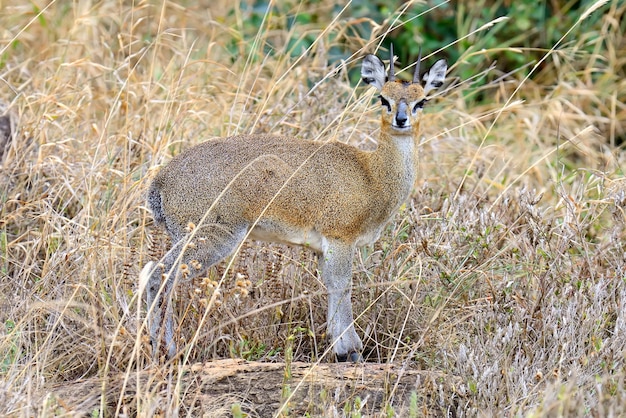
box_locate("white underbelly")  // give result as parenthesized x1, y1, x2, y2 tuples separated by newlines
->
(355, 227, 384, 247)
(249, 222, 324, 253)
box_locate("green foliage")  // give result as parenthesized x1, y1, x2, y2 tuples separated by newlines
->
(408, 391, 418, 417)
(235, 0, 611, 85)
(230, 338, 280, 360)
(226, 0, 352, 63)
(1, 319, 18, 373)
(385, 402, 396, 418)
(0, 230, 7, 275)
(231, 403, 247, 418)
(343, 396, 364, 417)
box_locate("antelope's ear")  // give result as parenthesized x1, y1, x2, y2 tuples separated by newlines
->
(361, 55, 386, 91)
(422, 59, 447, 95)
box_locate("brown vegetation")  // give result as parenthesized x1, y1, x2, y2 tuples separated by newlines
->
(1, 0, 625, 416)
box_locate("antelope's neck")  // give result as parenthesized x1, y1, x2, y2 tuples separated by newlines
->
(370, 130, 420, 205)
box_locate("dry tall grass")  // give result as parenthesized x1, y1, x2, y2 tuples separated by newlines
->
(1, 0, 625, 416)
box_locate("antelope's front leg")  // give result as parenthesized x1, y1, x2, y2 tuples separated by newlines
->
(320, 240, 363, 362)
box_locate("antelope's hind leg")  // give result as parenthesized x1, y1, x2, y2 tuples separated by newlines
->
(146, 222, 249, 359)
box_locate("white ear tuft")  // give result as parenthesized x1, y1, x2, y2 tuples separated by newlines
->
(422, 59, 447, 95)
(361, 55, 386, 91)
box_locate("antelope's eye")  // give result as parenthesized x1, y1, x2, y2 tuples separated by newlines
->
(413, 99, 428, 112)
(379, 96, 391, 111)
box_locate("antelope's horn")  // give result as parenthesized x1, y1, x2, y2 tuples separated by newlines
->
(413, 47, 422, 83)
(388, 44, 395, 82)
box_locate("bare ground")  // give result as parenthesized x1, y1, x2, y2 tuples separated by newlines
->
(33, 359, 464, 417)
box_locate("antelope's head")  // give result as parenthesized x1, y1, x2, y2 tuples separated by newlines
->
(361, 46, 447, 136)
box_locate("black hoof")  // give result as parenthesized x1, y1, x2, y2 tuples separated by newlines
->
(336, 351, 363, 363)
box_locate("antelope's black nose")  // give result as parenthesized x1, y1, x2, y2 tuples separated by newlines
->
(395, 101, 408, 127)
